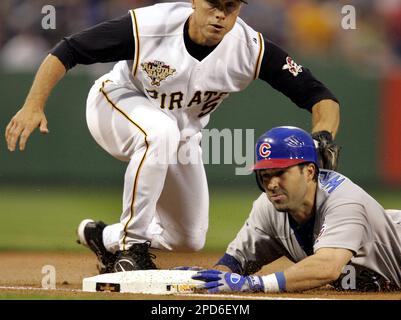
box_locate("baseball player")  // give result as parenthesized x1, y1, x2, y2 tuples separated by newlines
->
(5, 1, 340, 274)
(193, 126, 401, 292)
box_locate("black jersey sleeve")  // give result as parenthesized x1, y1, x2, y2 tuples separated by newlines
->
(50, 13, 134, 70)
(258, 39, 339, 111)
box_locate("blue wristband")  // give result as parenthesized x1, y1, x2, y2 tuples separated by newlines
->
(214, 253, 243, 274)
(274, 272, 287, 292)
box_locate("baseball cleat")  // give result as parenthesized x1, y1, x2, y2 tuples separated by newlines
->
(77, 219, 116, 274)
(113, 241, 157, 272)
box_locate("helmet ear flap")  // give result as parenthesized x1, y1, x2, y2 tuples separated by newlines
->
(255, 170, 265, 192)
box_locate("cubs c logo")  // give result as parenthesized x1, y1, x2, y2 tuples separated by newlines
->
(259, 142, 271, 158)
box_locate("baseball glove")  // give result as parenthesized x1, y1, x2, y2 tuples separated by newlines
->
(312, 130, 341, 171)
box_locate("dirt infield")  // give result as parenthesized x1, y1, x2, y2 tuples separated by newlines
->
(0, 251, 400, 300)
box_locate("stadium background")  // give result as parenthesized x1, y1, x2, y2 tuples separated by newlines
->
(0, 0, 401, 299)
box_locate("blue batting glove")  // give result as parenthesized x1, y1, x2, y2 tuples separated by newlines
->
(192, 269, 264, 293)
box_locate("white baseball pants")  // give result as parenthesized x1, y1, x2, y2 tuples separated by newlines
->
(86, 77, 209, 252)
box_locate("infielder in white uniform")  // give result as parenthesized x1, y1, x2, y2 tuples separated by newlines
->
(5, 1, 340, 273)
(193, 126, 401, 292)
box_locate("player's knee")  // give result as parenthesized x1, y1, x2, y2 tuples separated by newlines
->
(186, 236, 206, 252)
(148, 121, 180, 148)
(146, 122, 180, 164)
(169, 233, 206, 252)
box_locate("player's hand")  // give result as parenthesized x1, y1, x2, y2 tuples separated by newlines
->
(5, 105, 49, 151)
(192, 269, 264, 293)
(312, 131, 340, 170)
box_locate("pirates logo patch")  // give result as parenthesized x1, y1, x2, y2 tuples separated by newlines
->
(282, 56, 303, 77)
(141, 60, 176, 86)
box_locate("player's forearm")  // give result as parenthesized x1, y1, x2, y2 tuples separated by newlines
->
(24, 54, 66, 109)
(259, 248, 353, 292)
(272, 248, 352, 292)
(260, 257, 338, 293)
(281, 256, 341, 291)
(311, 99, 340, 138)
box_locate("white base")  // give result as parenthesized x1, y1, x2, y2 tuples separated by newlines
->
(82, 270, 203, 294)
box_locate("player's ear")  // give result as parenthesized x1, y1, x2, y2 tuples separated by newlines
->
(306, 163, 316, 182)
(191, 0, 196, 9)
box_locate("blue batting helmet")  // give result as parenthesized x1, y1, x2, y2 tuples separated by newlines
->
(253, 126, 318, 170)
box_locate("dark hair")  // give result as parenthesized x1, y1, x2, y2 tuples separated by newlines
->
(298, 162, 319, 181)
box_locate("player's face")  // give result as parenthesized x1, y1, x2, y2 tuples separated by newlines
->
(190, 0, 242, 46)
(260, 165, 315, 213)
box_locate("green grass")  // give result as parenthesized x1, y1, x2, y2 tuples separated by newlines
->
(0, 186, 122, 251)
(369, 190, 401, 209)
(0, 186, 259, 251)
(0, 186, 400, 251)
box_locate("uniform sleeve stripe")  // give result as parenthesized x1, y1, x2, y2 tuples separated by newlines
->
(254, 33, 265, 80)
(130, 10, 140, 77)
(99, 80, 149, 250)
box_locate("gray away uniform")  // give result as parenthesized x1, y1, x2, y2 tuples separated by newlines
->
(224, 170, 401, 290)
